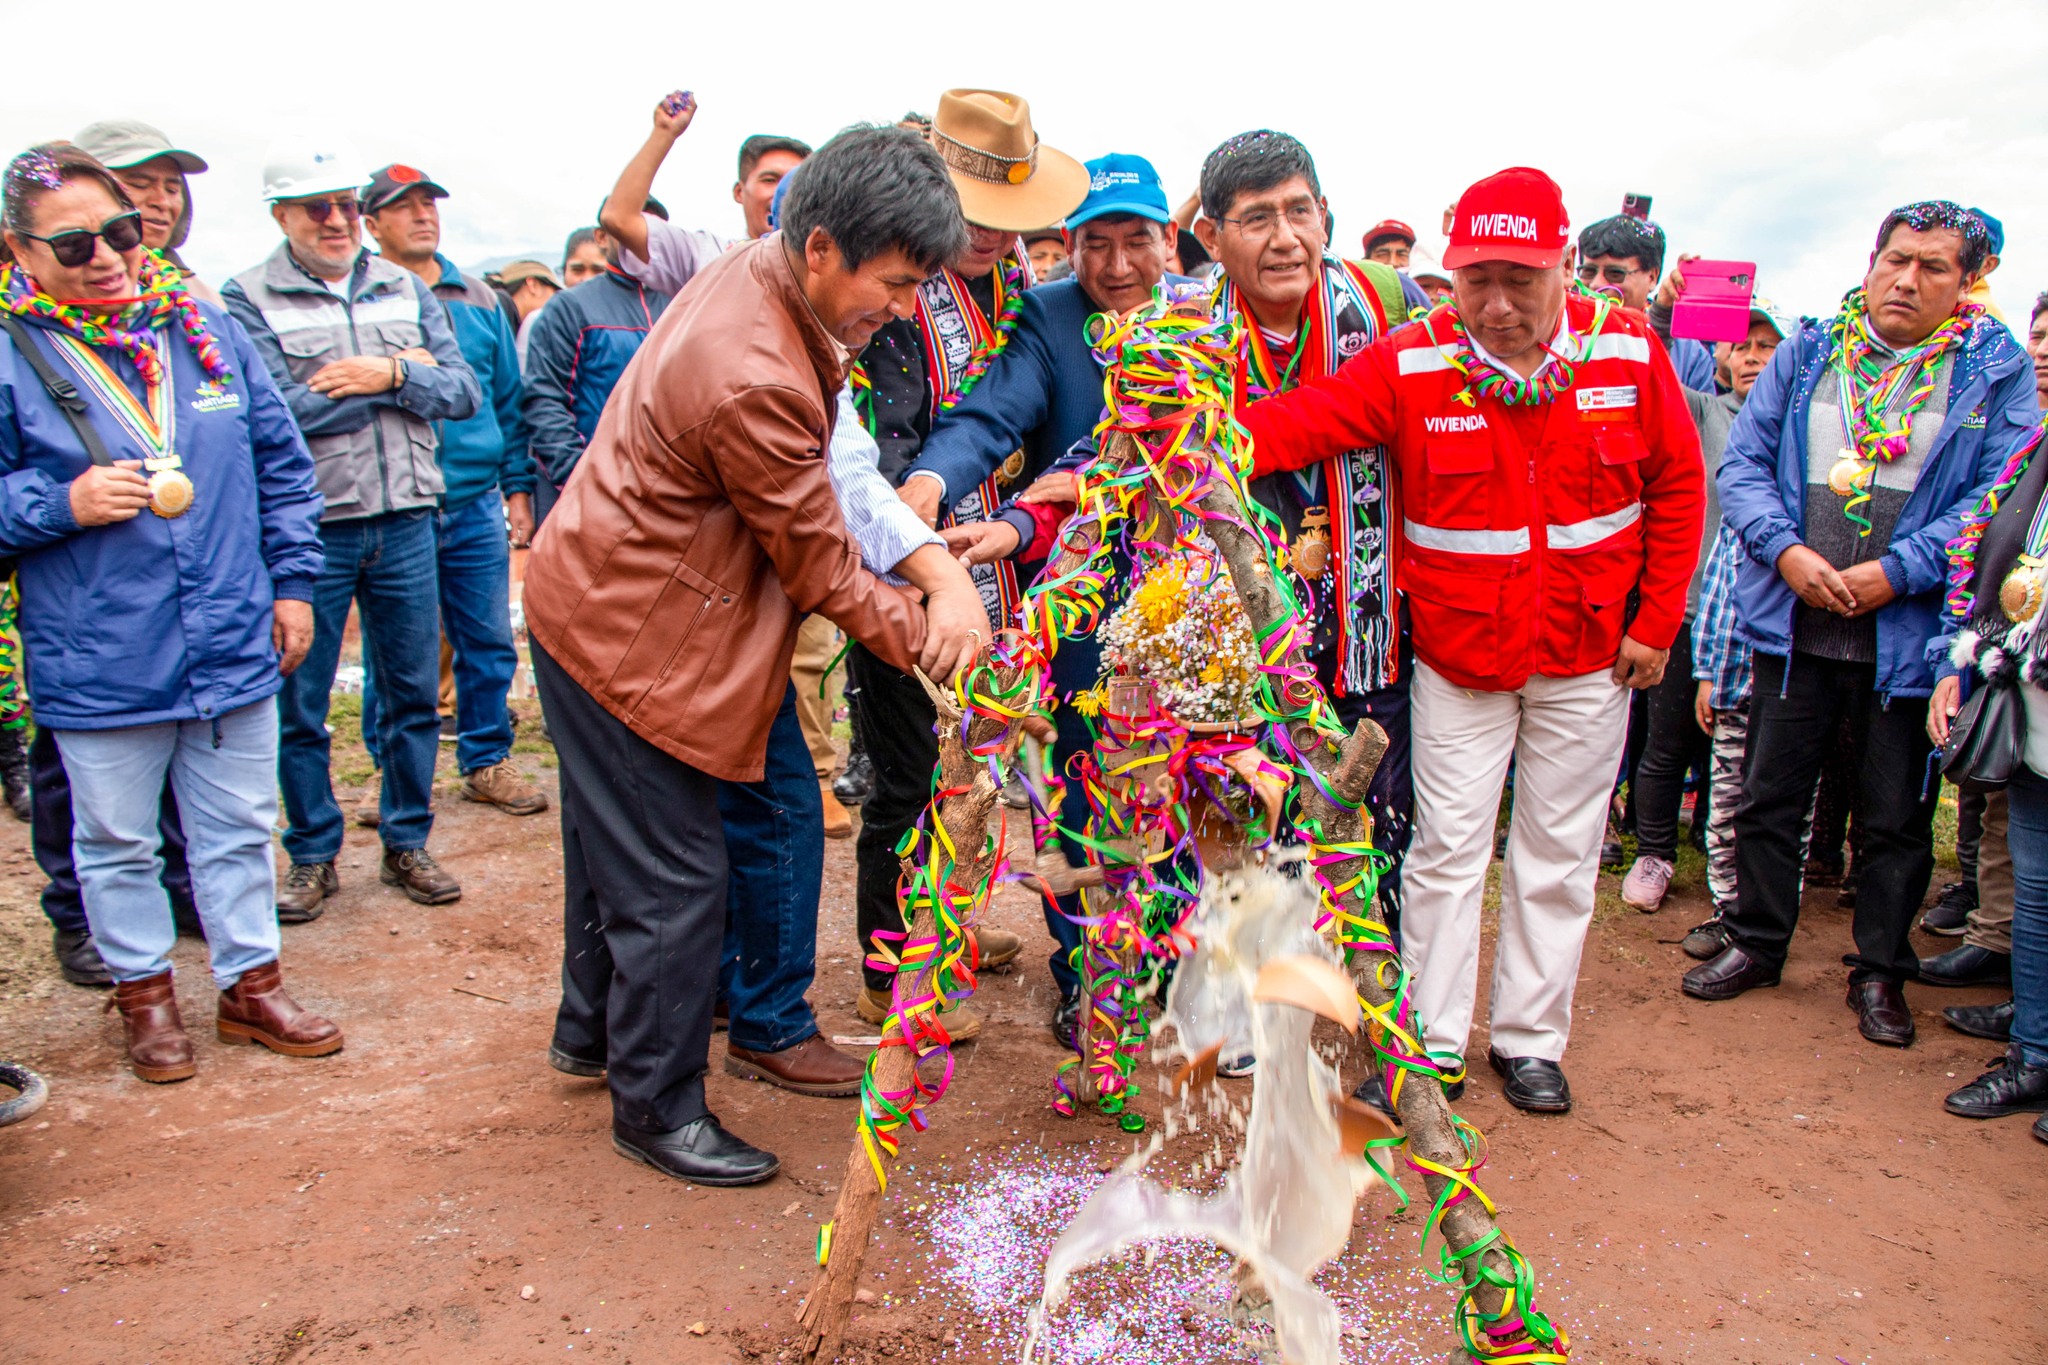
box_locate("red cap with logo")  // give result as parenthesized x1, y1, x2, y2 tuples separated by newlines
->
(1443, 167, 1569, 270)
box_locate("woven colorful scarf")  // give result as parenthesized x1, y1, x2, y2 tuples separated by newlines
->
(0, 250, 230, 389)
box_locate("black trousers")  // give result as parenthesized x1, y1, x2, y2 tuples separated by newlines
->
(1632, 623, 1713, 862)
(533, 642, 723, 1134)
(1728, 652, 1937, 983)
(31, 725, 193, 936)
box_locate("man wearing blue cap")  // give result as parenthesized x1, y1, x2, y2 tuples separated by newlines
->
(892, 152, 1182, 1046)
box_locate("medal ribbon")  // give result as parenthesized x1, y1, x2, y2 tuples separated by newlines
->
(1945, 417, 2048, 620)
(1829, 287, 1979, 536)
(46, 326, 176, 461)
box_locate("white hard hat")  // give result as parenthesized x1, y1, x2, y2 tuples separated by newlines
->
(261, 134, 369, 202)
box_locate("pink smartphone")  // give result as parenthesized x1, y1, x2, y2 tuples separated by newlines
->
(1670, 260, 1757, 344)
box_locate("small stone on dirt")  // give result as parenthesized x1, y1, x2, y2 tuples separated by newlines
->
(855, 1289, 877, 1304)
(686, 1321, 708, 1335)
(519, 1285, 536, 1301)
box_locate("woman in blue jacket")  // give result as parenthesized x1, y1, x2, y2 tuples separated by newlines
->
(0, 144, 340, 1082)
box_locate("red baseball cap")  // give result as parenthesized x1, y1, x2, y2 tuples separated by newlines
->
(1443, 167, 1569, 270)
(1362, 218, 1416, 252)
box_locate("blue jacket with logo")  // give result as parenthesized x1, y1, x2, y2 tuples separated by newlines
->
(521, 267, 669, 491)
(426, 253, 532, 510)
(1717, 310, 2038, 698)
(0, 305, 324, 729)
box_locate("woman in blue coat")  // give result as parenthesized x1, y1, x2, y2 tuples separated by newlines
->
(0, 143, 340, 1082)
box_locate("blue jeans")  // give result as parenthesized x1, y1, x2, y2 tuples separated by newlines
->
(717, 684, 824, 1052)
(361, 491, 518, 776)
(281, 511, 441, 861)
(2001, 767, 2048, 1067)
(54, 699, 281, 988)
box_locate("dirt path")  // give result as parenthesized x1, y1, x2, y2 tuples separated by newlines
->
(0, 745, 2034, 1364)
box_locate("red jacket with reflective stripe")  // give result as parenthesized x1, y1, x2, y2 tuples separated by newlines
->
(1238, 295, 1705, 693)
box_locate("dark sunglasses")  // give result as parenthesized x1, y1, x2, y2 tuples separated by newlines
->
(297, 198, 363, 225)
(19, 211, 144, 268)
(1575, 263, 1643, 285)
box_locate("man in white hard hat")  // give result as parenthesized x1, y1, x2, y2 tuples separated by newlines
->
(222, 135, 481, 920)
(72, 119, 214, 300)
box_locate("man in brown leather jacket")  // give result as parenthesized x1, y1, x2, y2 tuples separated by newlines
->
(523, 125, 981, 1187)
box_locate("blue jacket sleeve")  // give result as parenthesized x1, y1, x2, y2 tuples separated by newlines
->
(520, 296, 584, 486)
(486, 307, 533, 496)
(0, 362, 84, 556)
(1717, 337, 1804, 570)
(222, 312, 325, 600)
(905, 291, 1058, 502)
(221, 279, 383, 439)
(1889, 363, 2042, 598)
(391, 274, 481, 424)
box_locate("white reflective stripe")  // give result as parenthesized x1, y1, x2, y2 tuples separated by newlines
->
(1583, 333, 1650, 364)
(1398, 345, 1457, 375)
(262, 301, 346, 337)
(1546, 501, 1642, 550)
(1403, 517, 1530, 555)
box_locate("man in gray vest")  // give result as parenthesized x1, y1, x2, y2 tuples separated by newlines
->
(223, 134, 480, 916)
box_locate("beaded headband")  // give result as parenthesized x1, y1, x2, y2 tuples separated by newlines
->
(932, 127, 1039, 186)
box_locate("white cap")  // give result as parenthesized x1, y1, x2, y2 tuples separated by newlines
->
(1406, 242, 1451, 282)
(260, 133, 368, 202)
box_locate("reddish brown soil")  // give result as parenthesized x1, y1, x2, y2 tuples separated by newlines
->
(0, 741, 2034, 1364)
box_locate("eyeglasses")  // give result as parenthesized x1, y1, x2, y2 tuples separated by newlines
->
(18, 211, 144, 268)
(1575, 263, 1645, 285)
(1218, 203, 1323, 242)
(296, 198, 363, 225)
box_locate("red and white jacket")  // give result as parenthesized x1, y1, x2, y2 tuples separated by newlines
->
(1237, 294, 1706, 693)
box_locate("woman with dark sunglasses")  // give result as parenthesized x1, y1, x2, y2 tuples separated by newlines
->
(0, 142, 343, 1082)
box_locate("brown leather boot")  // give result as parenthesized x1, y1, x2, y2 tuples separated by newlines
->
(380, 847, 461, 905)
(217, 960, 344, 1057)
(725, 1034, 865, 1097)
(109, 971, 197, 1083)
(819, 782, 854, 839)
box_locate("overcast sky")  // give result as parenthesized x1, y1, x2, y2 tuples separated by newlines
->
(5, 0, 2046, 324)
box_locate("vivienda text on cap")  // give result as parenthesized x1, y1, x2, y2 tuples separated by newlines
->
(1469, 213, 1541, 241)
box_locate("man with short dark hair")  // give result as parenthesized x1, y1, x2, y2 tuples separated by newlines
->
(523, 124, 981, 1186)
(1685, 202, 2040, 1050)
(490, 259, 561, 365)
(361, 164, 548, 823)
(735, 133, 812, 241)
(1576, 211, 1716, 392)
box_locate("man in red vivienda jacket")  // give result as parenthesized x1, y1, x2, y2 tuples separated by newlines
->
(1236, 167, 1705, 1113)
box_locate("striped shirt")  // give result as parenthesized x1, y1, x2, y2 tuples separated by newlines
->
(828, 383, 943, 585)
(1690, 522, 1753, 708)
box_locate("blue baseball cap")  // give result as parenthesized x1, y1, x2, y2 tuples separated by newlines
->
(1969, 206, 2004, 255)
(1067, 154, 1172, 229)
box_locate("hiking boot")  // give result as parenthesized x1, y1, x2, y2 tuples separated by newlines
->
(353, 797, 381, 829)
(856, 986, 981, 1043)
(216, 960, 343, 1057)
(380, 847, 462, 905)
(276, 861, 337, 924)
(110, 970, 196, 1082)
(460, 761, 548, 816)
(972, 926, 1023, 971)
(820, 782, 853, 839)
(1620, 855, 1674, 912)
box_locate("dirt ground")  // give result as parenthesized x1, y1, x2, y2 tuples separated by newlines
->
(0, 718, 2037, 1365)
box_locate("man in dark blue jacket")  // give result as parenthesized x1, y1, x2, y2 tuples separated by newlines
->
(898, 154, 1180, 1045)
(362, 164, 549, 821)
(1683, 202, 2040, 1049)
(520, 217, 669, 523)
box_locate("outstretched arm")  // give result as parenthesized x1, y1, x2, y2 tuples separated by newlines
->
(600, 91, 697, 266)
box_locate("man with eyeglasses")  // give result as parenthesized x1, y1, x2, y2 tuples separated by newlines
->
(223, 135, 481, 919)
(1576, 212, 1716, 393)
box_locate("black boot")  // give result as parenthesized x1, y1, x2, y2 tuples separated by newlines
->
(0, 724, 30, 822)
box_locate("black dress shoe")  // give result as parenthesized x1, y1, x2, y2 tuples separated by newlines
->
(1943, 999, 2013, 1042)
(1352, 1066, 1463, 1112)
(1943, 1050, 2048, 1118)
(833, 751, 875, 807)
(1487, 1050, 1571, 1113)
(612, 1115, 779, 1186)
(1919, 880, 1976, 936)
(52, 926, 112, 987)
(2034, 1113, 2048, 1144)
(1917, 943, 2012, 989)
(1681, 915, 1731, 961)
(1849, 979, 1914, 1047)
(548, 1042, 605, 1077)
(1682, 943, 1781, 1001)
(1051, 990, 1082, 1051)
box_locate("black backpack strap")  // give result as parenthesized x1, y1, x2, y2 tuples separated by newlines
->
(0, 313, 115, 467)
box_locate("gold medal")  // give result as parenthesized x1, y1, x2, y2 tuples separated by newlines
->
(1293, 506, 1332, 578)
(148, 469, 194, 519)
(2002, 559, 2047, 624)
(996, 448, 1026, 487)
(1827, 449, 1868, 498)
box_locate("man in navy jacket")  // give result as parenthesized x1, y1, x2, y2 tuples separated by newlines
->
(1683, 202, 2040, 1049)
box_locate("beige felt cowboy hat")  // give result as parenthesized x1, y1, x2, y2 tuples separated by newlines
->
(928, 89, 1088, 234)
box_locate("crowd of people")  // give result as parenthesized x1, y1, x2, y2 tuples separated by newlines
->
(0, 86, 2043, 1188)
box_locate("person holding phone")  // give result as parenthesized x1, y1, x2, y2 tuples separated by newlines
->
(1577, 209, 1717, 393)
(0, 143, 338, 1082)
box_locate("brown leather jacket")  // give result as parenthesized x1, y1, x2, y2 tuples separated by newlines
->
(523, 237, 926, 782)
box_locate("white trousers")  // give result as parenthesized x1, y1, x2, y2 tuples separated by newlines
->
(1404, 660, 1631, 1063)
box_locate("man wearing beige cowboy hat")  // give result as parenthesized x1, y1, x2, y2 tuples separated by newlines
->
(849, 88, 1087, 1039)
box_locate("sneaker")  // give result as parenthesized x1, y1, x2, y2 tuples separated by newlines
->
(1620, 855, 1674, 912)
(277, 860, 338, 924)
(1600, 820, 1626, 869)
(379, 847, 462, 905)
(1681, 915, 1732, 961)
(352, 796, 381, 829)
(439, 714, 458, 744)
(460, 761, 549, 816)
(1920, 880, 1976, 936)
